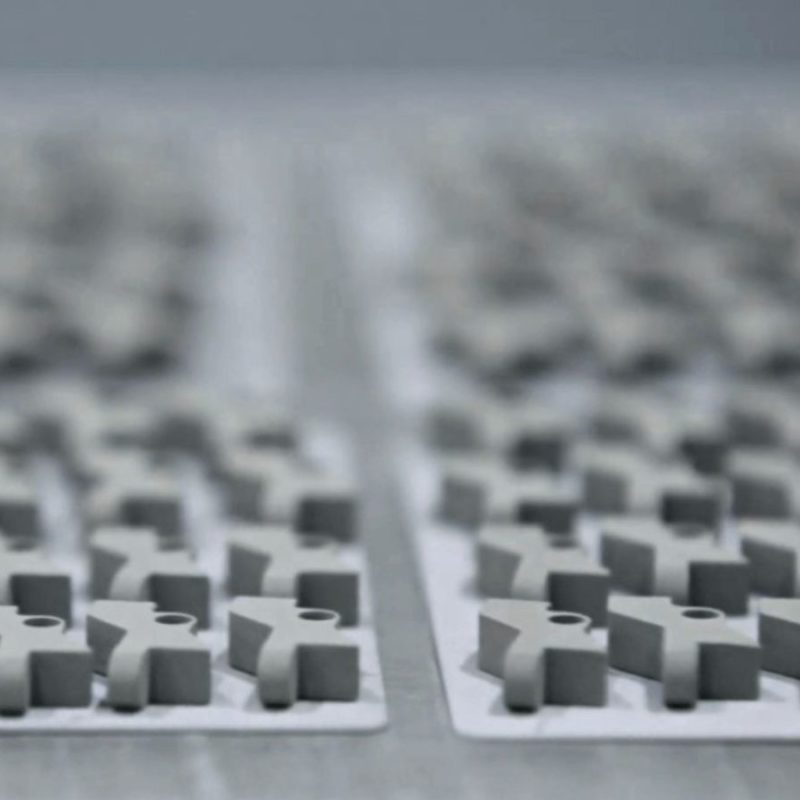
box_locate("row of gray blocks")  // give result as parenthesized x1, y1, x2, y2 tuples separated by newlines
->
(0, 523, 360, 630)
(0, 384, 358, 548)
(478, 518, 800, 620)
(471, 518, 800, 711)
(432, 385, 800, 522)
(0, 597, 358, 715)
(0, 517, 363, 714)
(438, 442, 800, 533)
(479, 596, 800, 711)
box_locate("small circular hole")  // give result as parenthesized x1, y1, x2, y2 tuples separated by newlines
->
(548, 613, 585, 625)
(23, 616, 60, 628)
(681, 608, 720, 620)
(156, 613, 193, 625)
(298, 610, 336, 622)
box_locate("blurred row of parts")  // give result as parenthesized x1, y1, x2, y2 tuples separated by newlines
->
(0, 384, 364, 715)
(418, 121, 800, 380)
(0, 127, 213, 374)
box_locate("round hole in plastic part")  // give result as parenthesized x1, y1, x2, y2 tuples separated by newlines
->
(298, 610, 337, 622)
(548, 613, 585, 625)
(155, 613, 193, 625)
(23, 616, 60, 628)
(681, 608, 720, 620)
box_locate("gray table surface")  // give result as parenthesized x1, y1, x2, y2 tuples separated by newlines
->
(3, 74, 800, 799)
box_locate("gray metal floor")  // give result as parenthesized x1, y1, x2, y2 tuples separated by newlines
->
(3, 84, 800, 800)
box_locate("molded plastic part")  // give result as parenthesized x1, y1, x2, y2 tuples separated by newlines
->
(478, 598, 607, 711)
(227, 524, 359, 625)
(740, 520, 800, 597)
(477, 523, 609, 624)
(608, 596, 760, 707)
(83, 471, 186, 545)
(87, 600, 210, 710)
(601, 516, 749, 614)
(440, 454, 578, 533)
(0, 538, 72, 623)
(90, 528, 210, 627)
(0, 606, 91, 714)
(228, 596, 359, 708)
(759, 598, 800, 679)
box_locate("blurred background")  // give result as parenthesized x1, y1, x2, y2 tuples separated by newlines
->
(1, 5, 800, 797)
(1, 1, 800, 73)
